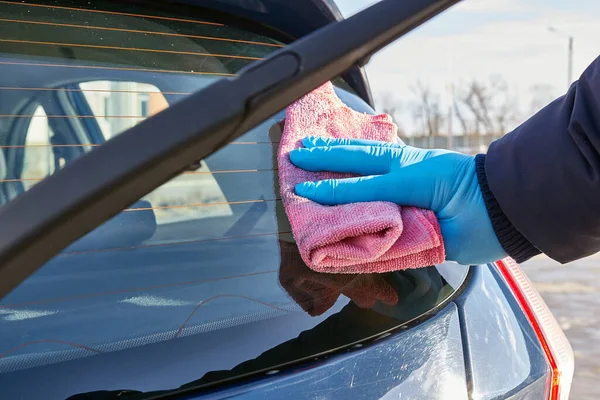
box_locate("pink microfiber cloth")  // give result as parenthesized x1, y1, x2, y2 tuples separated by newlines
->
(278, 82, 445, 274)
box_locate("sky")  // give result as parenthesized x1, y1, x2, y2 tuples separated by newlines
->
(335, 0, 600, 133)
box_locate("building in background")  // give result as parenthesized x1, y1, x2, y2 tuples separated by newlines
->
(24, 80, 231, 225)
(81, 81, 168, 138)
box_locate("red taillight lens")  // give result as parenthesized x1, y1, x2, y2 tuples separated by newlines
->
(495, 258, 574, 400)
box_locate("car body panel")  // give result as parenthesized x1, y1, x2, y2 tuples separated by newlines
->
(180, 304, 469, 400)
(456, 266, 550, 400)
(0, 1, 561, 399)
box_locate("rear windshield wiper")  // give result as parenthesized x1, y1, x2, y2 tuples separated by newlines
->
(0, 0, 461, 299)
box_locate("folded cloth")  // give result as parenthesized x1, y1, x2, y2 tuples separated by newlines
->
(278, 82, 445, 274)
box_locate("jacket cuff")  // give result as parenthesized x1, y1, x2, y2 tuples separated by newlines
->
(475, 154, 541, 263)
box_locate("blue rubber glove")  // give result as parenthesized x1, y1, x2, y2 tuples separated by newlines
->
(289, 136, 507, 265)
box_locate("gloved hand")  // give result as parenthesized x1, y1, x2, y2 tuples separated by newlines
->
(289, 136, 507, 265)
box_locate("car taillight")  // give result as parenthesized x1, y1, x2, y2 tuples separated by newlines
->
(495, 258, 574, 400)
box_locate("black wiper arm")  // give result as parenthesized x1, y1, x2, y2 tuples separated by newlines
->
(0, 0, 461, 299)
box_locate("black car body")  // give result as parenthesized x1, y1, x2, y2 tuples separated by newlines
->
(0, 1, 573, 399)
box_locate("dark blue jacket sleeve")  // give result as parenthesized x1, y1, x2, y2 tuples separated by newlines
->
(476, 55, 600, 264)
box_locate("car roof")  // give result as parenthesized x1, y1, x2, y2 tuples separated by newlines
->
(169, 0, 374, 105)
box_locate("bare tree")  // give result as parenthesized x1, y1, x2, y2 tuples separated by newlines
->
(377, 92, 401, 123)
(410, 80, 444, 139)
(452, 80, 480, 149)
(376, 92, 406, 137)
(464, 81, 494, 134)
(455, 75, 520, 148)
(453, 101, 470, 134)
(488, 75, 520, 138)
(529, 84, 555, 116)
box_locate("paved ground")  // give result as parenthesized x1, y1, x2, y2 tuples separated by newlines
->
(524, 254, 600, 400)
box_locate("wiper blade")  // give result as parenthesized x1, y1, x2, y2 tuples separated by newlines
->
(0, 0, 461, 299)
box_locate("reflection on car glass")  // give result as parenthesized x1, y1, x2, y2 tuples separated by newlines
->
(67, 239, 453, 400)
(278, 239, 453, 322)
(278, 239, 400, 316)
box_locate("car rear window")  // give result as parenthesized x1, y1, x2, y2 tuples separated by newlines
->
(0, 1, 470, 398)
